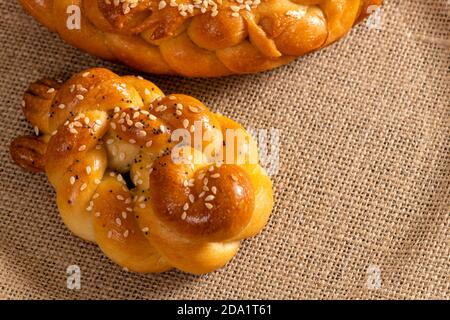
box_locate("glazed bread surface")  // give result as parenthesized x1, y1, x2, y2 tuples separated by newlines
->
(10, 68, 273, 274)
(21, 0, 383, 76)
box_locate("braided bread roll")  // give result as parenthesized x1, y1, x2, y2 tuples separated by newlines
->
(21, 0, 383, 77)
(10, 68, 273, 274)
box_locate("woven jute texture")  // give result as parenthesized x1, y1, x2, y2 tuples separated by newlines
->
(0, 0, 448, 300)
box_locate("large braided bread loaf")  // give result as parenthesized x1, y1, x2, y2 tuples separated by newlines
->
(21, 0, 383, 77)
(10, 68, 273, 274)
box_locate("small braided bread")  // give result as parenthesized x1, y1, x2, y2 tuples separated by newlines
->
(21, 0, 383, 77)
(10, 68, 273, 274)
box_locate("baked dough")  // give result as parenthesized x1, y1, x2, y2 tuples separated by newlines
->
(20, 0, 383, 76)
(10, 68, 273, 274)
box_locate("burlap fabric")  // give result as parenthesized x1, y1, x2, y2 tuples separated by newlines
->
(0, 0, 448, 300)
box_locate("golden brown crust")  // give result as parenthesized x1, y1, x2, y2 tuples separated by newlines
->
(10, 68, 273, 274)
(20, 0, 384, 76)
(150, 157, 255, 242)
(10, 136, 47, 173)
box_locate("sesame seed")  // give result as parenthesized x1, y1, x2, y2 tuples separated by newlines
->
(82, 72, 90, 77)
(183, 203, 189, 211)
(58, 104, 66, 109)
(181, 212, 187, 220)
(135, 122, 144, 129)
(211, 186, 217, 194)
(76, 94, 84, 101)
(211, 173, 220, 178)
(47, 88, 55, 93)
(205, 203, 213, 210)
(155, 105, 167, 112)
(107, 230, 112, 238)
(158, 1, 167, 10)
(69, 176, 76, 185)
(80, 183, 87, 191)
(115, 218, 122, 226)
(142, 227, 149, 233)
(122, 212, 127, 219)
(78, 145, 87, 152)
(86, 166, 92, 174)
(188, 106, 199, 113)
(95, 212, 101, 217)
(34, 126, 39, 136)
(123, 230, 129, 238)
(79, 86, 88, 93)
(95, 179, 101, 185)
(205, 195, 215, 202)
